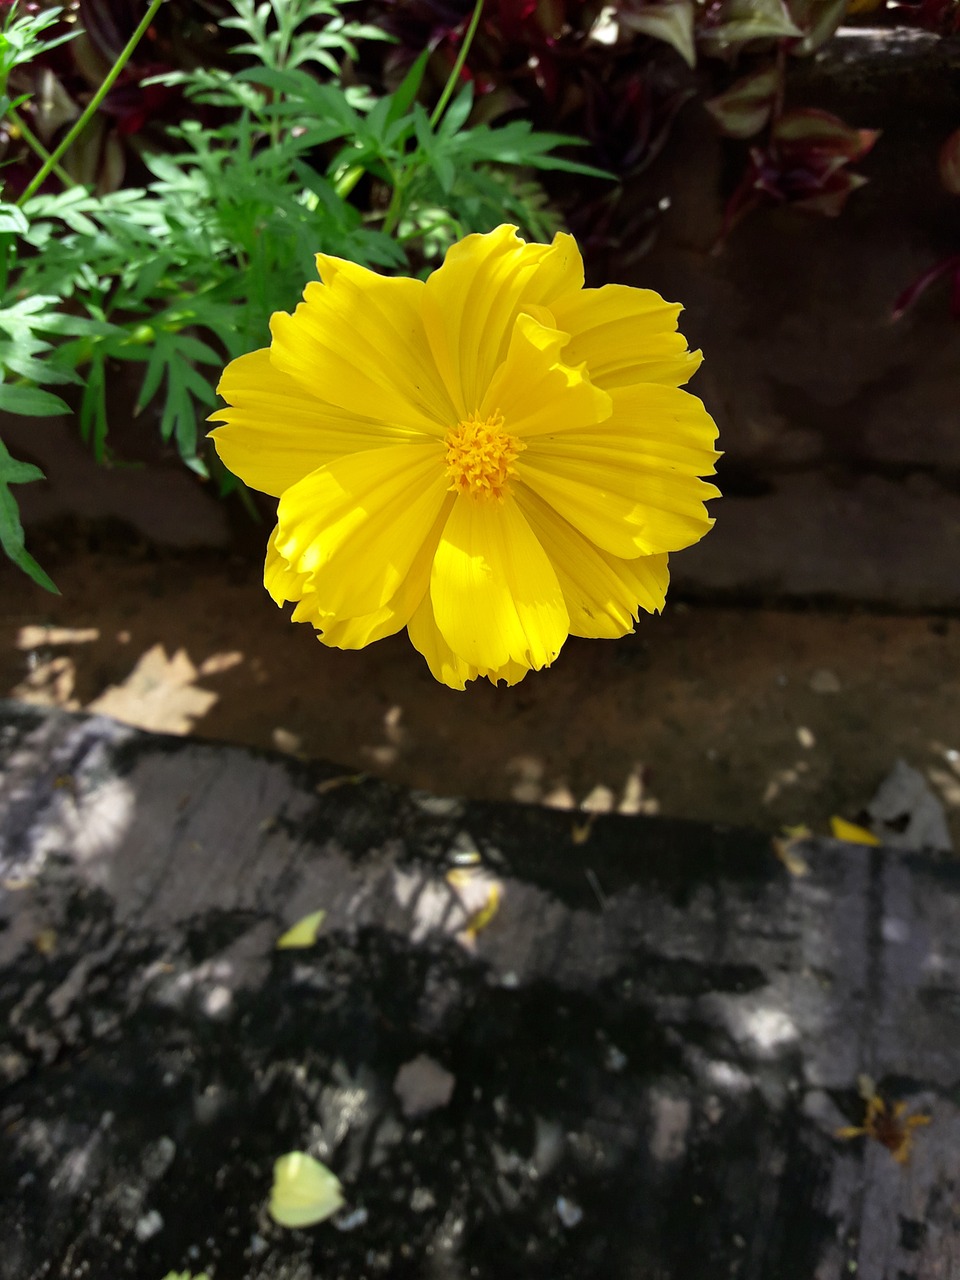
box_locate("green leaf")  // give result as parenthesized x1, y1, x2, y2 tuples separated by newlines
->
(234, 64, 316, 97)
(0, 383, 69, 416)
(619, 1, 697, 67)
(136, 334, 174, 414)
(700, 0, 803, 50)
(39, 313, 124, 338)
(705, 64, 779, 138)
(0, 437, 58, 593)
(79, 349, 108, 459)
(0, 203, 29, 234)
(385, 48, 431, 127)
(1, 351, 82, 385)
(788, 0, 848, 53)
(439, 84, 475, 137)
(412, 104, 456, 193)
(773, 107, 879, 160)
(364, 94, 393, 144)
(168, 333, 223, 366)
(125, 253, 173, 305)
(456, 121, 613, 179)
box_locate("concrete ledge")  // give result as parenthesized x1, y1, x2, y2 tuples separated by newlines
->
(674, 471, 960, 607)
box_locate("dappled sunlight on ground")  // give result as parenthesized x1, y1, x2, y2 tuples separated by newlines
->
(11, 625, 245, 736)
(4, 542, 960, 844)
(87, 643, 243, 734)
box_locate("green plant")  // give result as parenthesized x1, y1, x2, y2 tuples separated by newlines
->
(0, 0, 607, 589)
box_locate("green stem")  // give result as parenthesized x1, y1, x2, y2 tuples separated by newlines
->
(429, 0, 484, 130)
(380, 0, 482, 238)
(17, 0, 165, 206)
(380, 172, 408, 238)
(8, 107, 76, 190)
(334, 163, 365, 200)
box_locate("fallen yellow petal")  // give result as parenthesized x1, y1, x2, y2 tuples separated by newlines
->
(269, 1152, 344, 1227)
(772, 836, 809, 878)
(34, 929, 57, 956)
(462, 882, 502, 941)
(276, 910, 327, 949)
(830, 816, 881, 846)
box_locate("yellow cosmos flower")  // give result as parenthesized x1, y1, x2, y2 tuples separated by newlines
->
(209, 224, 719, 689)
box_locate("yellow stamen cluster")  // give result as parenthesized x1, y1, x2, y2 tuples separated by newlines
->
(444, 411, 524, 500)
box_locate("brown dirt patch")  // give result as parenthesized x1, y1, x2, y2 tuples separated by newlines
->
(3, 525, 959, 845)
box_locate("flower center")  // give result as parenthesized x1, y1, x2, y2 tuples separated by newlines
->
(444, 411, 525, 501)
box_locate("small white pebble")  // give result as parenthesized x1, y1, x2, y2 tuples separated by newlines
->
(394, 1055, 456, 1118)
(412, 793, 463, 817)
(333, 1206, 369, 1232)
(541, 787, 576, 811)
(271, 727, 302, 755)
(580, 785, 615, 814)
(796, 726, 816, 749)
(604, 1045, 628, 1072)
(410, 1187, 436, 1213)
(134, 1210, 163, 1242)
(555, 1196, 583, 1228)
(809, 668, 841, 694)
(203, 985, 232, 1017)
(449, 849, 481, 866)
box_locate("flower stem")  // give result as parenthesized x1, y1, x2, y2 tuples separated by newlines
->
(430, 0, 484, 130)
(17, 0, 165, 206)
(8, 107, 76, 190)
(334, 164, 365, 199)
(381, 0, 483, 239)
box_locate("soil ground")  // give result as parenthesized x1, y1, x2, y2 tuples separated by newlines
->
(3, 520, 959, 848)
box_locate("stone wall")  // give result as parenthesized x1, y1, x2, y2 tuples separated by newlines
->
(620, 30, 960, 606)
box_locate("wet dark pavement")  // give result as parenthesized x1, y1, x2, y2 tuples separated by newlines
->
(2, 701, 960, 1279)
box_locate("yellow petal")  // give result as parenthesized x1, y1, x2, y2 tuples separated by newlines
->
(275, 444, 449, 618)
(518, 455, 715, 558)
(553, 283, 702, 390)
(407, 590, 531, 688)
(518, 384, 720, 558)
(422, 225, 584, 416)
(476, 656, 531, 686)
(210, 350, 318, 497)
(276, 910, 326, 948)
(265, 525, 314, 606)
(516, 230, 585, 304)
(593, 383, 721, 472)
(517, 486, 669, 637)
(269, 1152, 344, 1228)
(480, 312, 611, 438)
(830, 816, 881, 846)
(310, 498, 454, 649)
(270, 263, 453, 436)
(460, 879, 502, 941)
(430, 494, 569, 671)
(209, 349, 417, 498)
(407, 591, 480, 690)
